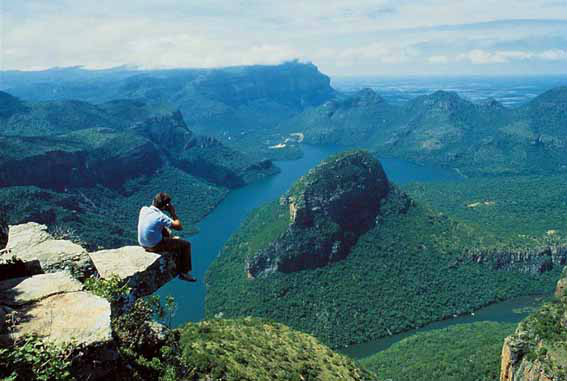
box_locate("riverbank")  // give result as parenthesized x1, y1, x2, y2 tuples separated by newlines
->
(341, 294, 548, 359)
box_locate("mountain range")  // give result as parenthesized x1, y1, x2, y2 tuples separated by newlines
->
(277, 86, 567, 176)
(6, 63, 565, 176)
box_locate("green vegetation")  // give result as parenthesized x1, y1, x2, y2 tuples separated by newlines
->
(206, 186, 561, 348)
(0, 335, 75, 381)
(0, 89, 282, 249)
(403, 175, 567, 247)
(515, 295, 567, 379)
(111, 297, 184, 381)
(359, 322, 515, 381)
(0, 167, 228, 249)
(109, 297, 373, 381)
(178, 317, 375, 381)
(84, 275, 131, 303)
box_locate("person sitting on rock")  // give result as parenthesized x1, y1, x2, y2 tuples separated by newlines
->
(137, 192, 196, 282)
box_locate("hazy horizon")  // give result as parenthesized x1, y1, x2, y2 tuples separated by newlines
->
(1, 1, 566, 76)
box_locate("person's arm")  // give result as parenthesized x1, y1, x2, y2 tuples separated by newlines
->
(166, 204, 183, 231)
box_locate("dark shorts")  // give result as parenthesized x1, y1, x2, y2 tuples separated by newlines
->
(145, 237, 192, 273)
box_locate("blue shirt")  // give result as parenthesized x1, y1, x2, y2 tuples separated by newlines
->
(137, 206, 173, 248)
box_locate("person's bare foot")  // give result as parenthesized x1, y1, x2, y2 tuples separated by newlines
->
(179, 273, 197, 282)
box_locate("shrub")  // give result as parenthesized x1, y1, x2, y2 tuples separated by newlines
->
(84, 274, 131, 303)
(0, 335, 75, 381)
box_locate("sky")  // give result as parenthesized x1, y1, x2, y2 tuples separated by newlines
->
(1, 0, 566, 76)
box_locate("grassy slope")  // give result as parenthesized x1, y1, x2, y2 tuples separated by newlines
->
(359, 322, 516, 381)
(205, 188, 561, 348)
(179, 317, 376, 381)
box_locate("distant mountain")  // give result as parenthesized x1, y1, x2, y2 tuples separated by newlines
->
(3, 62, 335, 136)
(278, 88, 401, 146)
(0, 92, 279, 248)
(205, 150, 564, 348)
(279, 86, 567, 176)
(0, 92, 278, 190)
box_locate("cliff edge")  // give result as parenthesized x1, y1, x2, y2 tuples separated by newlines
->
(500, 266, 567, 381)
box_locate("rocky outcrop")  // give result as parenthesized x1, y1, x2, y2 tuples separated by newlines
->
(89, 246, 179, 300)
(555, 267, 567, 299)
(3, 222, 95, 279)
(131, 110, 195, 153)
(246, 150, 389, 278)
(500, 267, 567, 381)
(464, 245, 567, 274)
(0, 272, 116, 377)
(0, 221, 183, 380)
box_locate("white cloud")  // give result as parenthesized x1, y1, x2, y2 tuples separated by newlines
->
(538, 49, 567, 60)
(427, 55, 449, 64)
(2, 0, 567, 75)
(456, 48, 567, 64)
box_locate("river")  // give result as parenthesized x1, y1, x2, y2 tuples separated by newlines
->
(154, 144, 539, 359)
(340, 294, 545, 359)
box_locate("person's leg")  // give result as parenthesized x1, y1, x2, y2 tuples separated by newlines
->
(146, 238, 194, 281)
(171, 237, 191, 273)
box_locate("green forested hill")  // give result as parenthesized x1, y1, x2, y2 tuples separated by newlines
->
(177, 317, 376, 381)
(359, 322, 516, 381)
(205, 152, 563, 349)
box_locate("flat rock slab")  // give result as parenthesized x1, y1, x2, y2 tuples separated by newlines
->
(3, 291, 112, 347)
(89, 246, 178, 298)
(6, 222, 52, 254)
(4, 223, 95, 278)
(0, 272, 83, 307)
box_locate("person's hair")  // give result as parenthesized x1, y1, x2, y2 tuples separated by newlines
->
(152, 192, 171, 210)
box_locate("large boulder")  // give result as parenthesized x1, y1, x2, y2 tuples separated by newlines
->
(0, 272, 83, 306)
(246, 150, 390, 278)
(4, 222, 95, 279)
(0, 272, 113, 346)
(0, 272, 117, 379)
(89, 246, 178, 299)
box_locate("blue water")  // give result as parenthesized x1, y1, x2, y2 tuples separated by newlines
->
(341, 294, 545, 359)
(156, 145, 461, 326)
